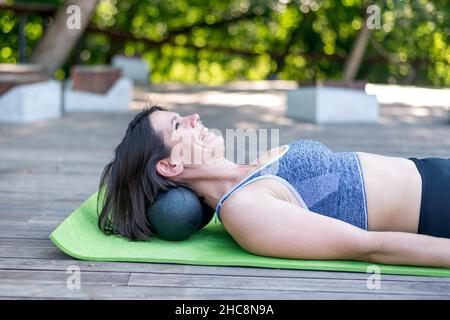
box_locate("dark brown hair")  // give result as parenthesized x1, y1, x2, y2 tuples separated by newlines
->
(97, 105, 178, 240)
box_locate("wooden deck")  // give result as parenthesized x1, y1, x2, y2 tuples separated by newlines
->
(1, 83, 450, 299)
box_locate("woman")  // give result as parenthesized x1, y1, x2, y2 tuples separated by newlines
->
(98, 105, 450, 268)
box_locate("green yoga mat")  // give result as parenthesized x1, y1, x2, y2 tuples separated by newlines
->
(50, 191, 450, 278)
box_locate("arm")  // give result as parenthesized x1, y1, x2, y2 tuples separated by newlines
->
(367, 231, 450, 268)
(220, 190, 450, 268)
(220, 190, 372, 262)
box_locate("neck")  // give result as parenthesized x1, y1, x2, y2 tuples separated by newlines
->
(176, 159, 256, 211)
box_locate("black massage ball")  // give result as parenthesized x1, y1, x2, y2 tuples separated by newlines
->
(146, 187, 207, 241)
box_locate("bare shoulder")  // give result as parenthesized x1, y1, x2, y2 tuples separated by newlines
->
(218, 182, 280, 252)
(220, 179, 276, 223)
(218, 179, 305, 247)
(220, 177, 301, 227)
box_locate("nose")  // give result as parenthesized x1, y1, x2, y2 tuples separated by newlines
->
(187, 114, 200, 128)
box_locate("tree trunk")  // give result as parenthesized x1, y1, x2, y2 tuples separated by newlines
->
(343, 16, 371, 81)
(30, 0, 98, 76)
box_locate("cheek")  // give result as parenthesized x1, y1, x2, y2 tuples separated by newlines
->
(173, 131, 200, 163)
(169, 130, 191, 147)
(168, 130, 179, 145)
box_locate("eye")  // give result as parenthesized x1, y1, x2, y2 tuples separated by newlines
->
(175, 121, 181, 130)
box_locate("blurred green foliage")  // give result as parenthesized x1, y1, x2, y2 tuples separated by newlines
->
(1, 0, 449, 86)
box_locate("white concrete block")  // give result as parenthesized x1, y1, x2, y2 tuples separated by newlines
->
(112, 55, 150, 84)
(64, 77, 133, 112)
(0, 80, 62, 124)
(286, 86, 379, 124)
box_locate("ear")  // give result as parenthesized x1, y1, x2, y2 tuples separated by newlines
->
(155, 157, 184, 178)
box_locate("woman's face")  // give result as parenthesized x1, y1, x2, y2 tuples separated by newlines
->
(150, 110, 225, 172)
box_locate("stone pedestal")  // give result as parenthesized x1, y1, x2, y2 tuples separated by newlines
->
(64, 65, 132, 112)
(0, 79, 62, 124)
(286, 81, 379, 124)
(0, 64, 49, 95)
(64, 78, 133, 112)
(0, 64, 61, 124)
(112, 55, 150, 84)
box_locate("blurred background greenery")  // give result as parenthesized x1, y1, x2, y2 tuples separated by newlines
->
(1, 0, 449, 86)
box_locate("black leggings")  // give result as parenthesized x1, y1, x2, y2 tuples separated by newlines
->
(409, 157, 450, 239)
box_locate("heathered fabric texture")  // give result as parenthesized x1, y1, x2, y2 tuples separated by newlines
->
(215, 139, 368, 230)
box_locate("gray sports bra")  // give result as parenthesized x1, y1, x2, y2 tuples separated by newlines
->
(215, 139, 368, 230)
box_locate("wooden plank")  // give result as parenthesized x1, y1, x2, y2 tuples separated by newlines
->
(0, 151, 110, 162)
(0, 162, 106, 172)
(0, 170, 102, 179)
(0, 195, 90, 205)
(0, 176, 102, 188)
(0, 159, 96, 170)
(0, 238, 55, 247)
(0, 206, 71, 215)
(1, 257, 450, 283)
(0, 212, 72, 222)
(0, 194, 94, 203)
(0, 208, 70, 216)
(0, 247, 69, 260)
(0, 170, 102, 181)
(128, 273, 450, 296)
(0, 238, 69, 260)
(0, 216, 65, 224)
(0, 191, 95, 201)
(0, 204, 76, 214)
(0, 270, 130, 286)
(0, 187, 98, 198)
(0, 227, 54, 240)
(0, 283, 447, 300)
(0, 173, 93, 185)
(0, 220, 59, 229)
(0, 215, 35, 223)
(0, 197, 86, 206)
(0, 220, 60, 239)
(27, 216, 66, 224)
